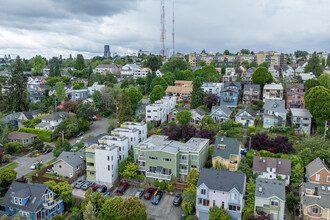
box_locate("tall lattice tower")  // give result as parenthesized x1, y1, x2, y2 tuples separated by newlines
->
(172, 0, 175, 56)
(160, 0, 166, 57)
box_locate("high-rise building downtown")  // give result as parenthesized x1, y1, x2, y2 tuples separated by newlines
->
(104, 45, 111, 58)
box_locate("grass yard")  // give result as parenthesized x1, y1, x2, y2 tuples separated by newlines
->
(26, 165, 46, 179)
(46, 158, 57, 165)
(0, 162, 18, 172)
(42, 173, 68, 181)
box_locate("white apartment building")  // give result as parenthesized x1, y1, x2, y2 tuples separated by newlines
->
(201, 82, 224, 97)
(121, 121, 147, 142)
(121, 64, 140, 76)
(133, 67, 151, 79)
(223, 68, 238, 82)
(98, 135, 129, 161)
(111, 127, 140, 151)
(87, 82, 105, 95)
(263, 83, 284, 102)
(146, 96, 176, 124)
(291, 108, 313, 135)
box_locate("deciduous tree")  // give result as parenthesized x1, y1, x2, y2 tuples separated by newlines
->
(304, 52, 323, 77)
(118, 90, 132, 123)
(55, 86, 66, 103)
(304, 78, 320, 90)
(99, 197, 123, 220)
(150, 77, 168, 91)
(204, 93, 218, 110)
(252, 67, 273, 87)
(150, 85, 165, 104)
(209, 206, 231, 220)
(176, 110, 192, 124)
(76, 103, 96, 120)
(32, 55, 46, 75)
(318, 73, 330, 89)
(160, 57, 190, 73)
(117, 197, 147, 220)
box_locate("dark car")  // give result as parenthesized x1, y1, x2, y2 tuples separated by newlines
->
(76, 131, 84, 137)
(173, 194, 182, 206)
(75, 180, 86, 189)
(43, 147, 53, 154)
(144, 187, 155, 200)
(97, 185, 107, 193)
(81, 181, 95, 190)
(90, 184, 100, 192)
(116, 183, 129, 194)
(152, 190, 163, 205)
(135, 188, 145, 199)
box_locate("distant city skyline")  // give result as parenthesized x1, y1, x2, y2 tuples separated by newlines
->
(1, 0, 330, 59)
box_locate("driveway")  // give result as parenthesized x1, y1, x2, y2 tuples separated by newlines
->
(13, 152, 55, 178)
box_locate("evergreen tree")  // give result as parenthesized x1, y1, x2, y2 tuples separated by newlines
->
(118, 90, 132, 123)
(243, 178, 255, 219)
(54, 61, 60, 77)
(190, 76, 204, 109)
(145, 72, 152, 94)
(49, 63, 54, 77)
(83, 201, 97, 220)
(75, 54, 86, 70)
(3, 57, 28, 113)
(327, 54, 330, 66)
(88, 65, 93, 83)
(304, 52, 323, 77)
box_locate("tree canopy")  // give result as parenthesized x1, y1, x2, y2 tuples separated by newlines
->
(318, 73, 330, 89)
(118, 90, 132, 123)
(150, 85, 165, 104)
(128, 87, 143, 106)
(252, 67, 273, 87)
(209, 206, 231, 220)
(304, 52, 323, 77)
(150, 77, 168, 91)
(76, 103, 96, 120)
(160, 57, 190, 73)
(75, 54, 86, 70)
(304, 78, 320, 90)
(176, 110, 192, 124)
(190, 76, 204, 109)
(194, 65, 219, 82)
(305, 86, 330, 121)
(32, 55, 46, 75)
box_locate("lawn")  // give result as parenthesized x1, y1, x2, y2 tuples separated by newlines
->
(42, 173, 68, 181)
(26, 165, 46, 179)
(46, 158, 57, 165)
(0, 162, 18, 172)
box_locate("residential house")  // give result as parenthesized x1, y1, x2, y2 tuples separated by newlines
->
(36, 112, 70, 131)
(7, 132, 37, 147)
(291, 108, 313, 135)
(146, 96, 177, 125)
(305, 157, 330, 184)
(243, 84, 261, 104)
(263, 99, 287, 128)
(190, 107, 206, 124)
(253, 156, 291, 186)
(263, 83, 284, 102)
(87, 82, 105, 95)
(35, 85, 50, 92)
(300, 72, 316, 82)
(168, 107, 186, 123)
(27, 77, 41, 90)
(111, 127, 140, 151)
(134, 135, 209, 181)
(0, 182, 64, 220)
(254, 178, 285, 220)
(201, 82, 223, 99)
(2, 110, 43, 129)
(48, 85, 72, 96)
(121, 64, 140, 77)
(235, 106, 257, 127)
(286, 83, 305, 109)
(133, 67, 151, 79)
(155, 70, 163, 77)
(241, 67, 257, 84)
(223, 68, 238, 82)
(70, 89, 89, 102)
(268, 65, 280, 79)
(212, 137, 241, 171)
(210, 105, 232, 123)
(219, 82, 241, 108)
(52, 149, 85, 178)
(282, 65, 294, 78)
(95, 64, 122, 74)
(29, 90, 44, 103)
(60, 72, 73, 78)
(196, 168, 246, 220)
(294, 61, 308, 76)
(135, 103, 147, 119)
(165, 81, 193, 107)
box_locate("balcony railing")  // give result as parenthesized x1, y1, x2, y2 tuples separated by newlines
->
(138, 165, 145, 171)
(146, 172, 171, 180)
(179, 159, 188, 164)
(43, 198, 62, 208)
(138, 155, 146, 161)
(179, 169, 188, 174)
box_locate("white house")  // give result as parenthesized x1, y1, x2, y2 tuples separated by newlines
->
(223, 68, 238, 82)
(95, 64, 122, 74)
(190, 107, 206, 124)
(268, 66, 280, 78)
(146, 96, 176, 124)
(253, 156, 291, 186)
(133, 67, 151, 79)
(88, 82, 105, 95)
(201, 82, 224, 98)
(300, 72, 316, 82)
(282, 65, 295, 78)
(27, 77, 41, 90)
(235, 106, 257, 127)
(121, 64, 140, 77)
(263, 83, 284, 102)
(291, 108, 313, 135)
(294, 61, 308, 76)
(36, 112, 70, 131)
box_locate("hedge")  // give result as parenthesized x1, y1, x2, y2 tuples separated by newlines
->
(18, 128, 53, 142)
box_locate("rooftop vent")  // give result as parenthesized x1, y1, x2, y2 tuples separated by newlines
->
(258, 187, 262, 192)
(263, 159, 266, 163)
(278, 161, 281, 165)
(218, 144, 226, 149)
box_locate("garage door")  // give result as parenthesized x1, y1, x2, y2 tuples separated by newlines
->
(199, 211, 209, 220)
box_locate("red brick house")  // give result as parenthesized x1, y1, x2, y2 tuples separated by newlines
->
(286, 83, 305, 109)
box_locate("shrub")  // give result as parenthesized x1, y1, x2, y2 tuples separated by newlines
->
(232, 122, 243, 127)
(4, 142, 22, 153)
(182, 201, 193, 215)
(154, 180, 159, 188)
(159, 181, 166, 190)
(18, 127, 53, 142)
(248, 126, 256, 132)
(168, 184, 174, 192)
(269, 126, 290, 133)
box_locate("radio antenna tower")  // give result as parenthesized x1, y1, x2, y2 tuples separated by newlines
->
(160, 0, 166, 57)
(172, 0, 175, 56)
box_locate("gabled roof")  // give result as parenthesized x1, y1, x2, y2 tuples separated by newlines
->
(269, 65, 280, 71)
(57, 149, 85, 169)
(264, 99, 287, 113)
(40, 112, 70, 121)
(197, 168, 246, 194)
(282, 65, 293, 71)
(291, 108, 312, 118)
(306, 157, 330, 177)
(212, 137, 241, 159)
(211, 105, 233, 117)
(253, 156, 291, 176)
(255, 178, 285, 201)
(224, 81, 241, 89)
(191, 107, 206, 116)
(236, 106, 257, 117)
(286, 83, 304, 90)
(301, 182, 330, 209)
(244, 84, 260, 92)
(0, 182, 49, 212)
(8, 132, 37, 140)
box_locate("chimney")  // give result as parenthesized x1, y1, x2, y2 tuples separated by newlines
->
(258, 187, 262, 192)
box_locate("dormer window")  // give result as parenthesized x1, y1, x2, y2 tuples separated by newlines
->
(19, 198, 22, 205)
(14, 197, 18, 204)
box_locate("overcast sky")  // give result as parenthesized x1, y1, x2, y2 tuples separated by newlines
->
(1, 0, 330, 59)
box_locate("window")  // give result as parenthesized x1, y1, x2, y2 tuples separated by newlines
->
(271, 200, 279, 206)
(191, 155, 197, 161)
(149, 156, 158, 160)
(57, 204, 61, 210)
(315, 174, 320, 181)
(312, 207, 319, 214)
(111, 156, 113, 161)
(202, 199, 209, 206)
(231, 193, 237, 200)
(119, 147, 121, 151)
(191, 165, 197, 169)
(198, 198, 202, 204)
(107, 156, 110, 161)
(163, 158, 172, 162)
(19, 198, 22, 205)
(201, 189, 206, 195)
(59, 165, 62, 168)
(86, 153, 94, 159)
(270, 168, 272, 172)
(14, 197, 18, 204)
(89, 172, 95, 177)
(327, 176, 330, 182)
(108, 165, 110, 171)
(229, 205, 241, 211)
(9, 207, 13, 211)
(49, 207, 56, 214)
(87, 162, 94, 167)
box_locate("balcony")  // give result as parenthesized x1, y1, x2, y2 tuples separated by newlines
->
(179, 169, 188, 175)
(138, 155, 146, 161)
(179, 159, 188, 165)
(138, 165, 145, 171)
(146, 171, 171, 181)
(43, 197, 62, 208)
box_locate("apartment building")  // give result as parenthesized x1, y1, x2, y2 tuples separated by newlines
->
(256, 52, 287, 68)
(146, 96, 177, 125)
(254, 178, 286, 220)
(286, 83, 305, 109)
(212, 137, 241, 171)
(120, 121, 147, 143)
(219, 82, 241, 108)
(133, 67, 151, 79)
(166, 81, 193, 106)
(189, 52, 254, 67)
(121, 64, 140, 77)
(243, 84, 261, 104)
(111, 127, 139, 151)
(98, 135, 129, 161)
(223, 68, 238, 82)
(201, 82, 223, 98)
(263, 83, 284, 102)
(133, 135, 209, 182)
(196, 168, 246, 220)
(95, 64, 122, 74)
(291, 108, 313, 135)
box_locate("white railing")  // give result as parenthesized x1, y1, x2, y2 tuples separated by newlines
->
(146, 172, 171, 180)
(138, 165, 145, 171)
(138, 155, 146, 161)
(179, 159, 188, 164)
(179, 169, 188, 174)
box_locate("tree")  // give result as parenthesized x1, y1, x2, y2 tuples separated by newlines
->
(150, 85, 165, 104)
(118, 90, 132, 123)
(136, 77, 145, 85)
(117, 197, 147, 220)
(83, 201, 97, 220)
(182, 201, 193, 215)
(99, 197, 123, 220)
(144, 55, 162, 71)
(249, 61, 258, 68)
(190, 76, 204, 109)
(286, 191, 300, 213)
(76, 103, 96, 120)
(32, 139, 44, 151)
(181, 69, 194, 81)
(204, 93, 218, 110)
(194, 65, 219, 82)
(120, 78, 130, 89)
(318, 73, 330, 89)
(259, 62, 269, 68)
(150, 77, 168, 91)
(187, 169, 200, 187)
(224, 50, 230, 55)
(327, 54, 330, 66)
(32, 55, 46, 75)
(121, 162, 138, 179)
(241, 60, 249, 67)
(4, 142, 22, 153)
(45, 180, 73, 199)
(54, 137, 71, 157)
(252, 67, 273, 87)
(176, 110, 192, 124)
(55, 61, 60, 77)
(240, 49, 250, 54)
(322, 57, 326, 66)
(304, 52, 323, 77)
(243, 178, 255, 219)
(3, 58, 28, 113)
(0, 169, 17, 187)
(290, 162, 304, 188)
(199, 60, 206, 66)
(160, 57, 190, 73)
(304, 78, 320, 90)
(63, 100, 80, 113)
(118, 156, 134, 175)
(128, 87, 143, 108)
(88, 65, 93, 83)
(145, 72, 153, 94)
(162, 72, 176, 85)
(55, 86, 66, 103)
(75, 54, 86, 70)
(209, 206, 231, 220)
(49, 63, 54, 77)
(294, 50, 308, 58)
(220, 119, 233, 131)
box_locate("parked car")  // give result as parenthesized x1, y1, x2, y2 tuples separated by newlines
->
(82, 181, 95, 190)
(173, 194, 182, 206)
(144, 187, 155, 200)
(75, 180, 86, 189)
(97, 185, 107, 193)
(104, 192, 111, 197)
(76, 131, 84, 137)
(76, 137, 84, 143)
(135, 188, 145, 199)
(43, 147, 53, 154)
(30, 161, 43, 170)
(90, 184, 100, 192)
(152, 190, 163, 205)
(116, 182, 129, 194)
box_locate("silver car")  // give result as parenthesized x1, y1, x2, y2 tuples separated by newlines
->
(135, 188, 145, 199)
